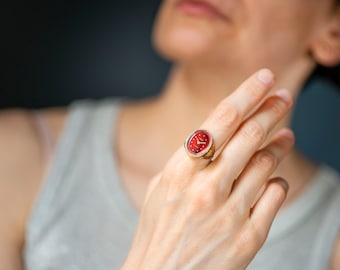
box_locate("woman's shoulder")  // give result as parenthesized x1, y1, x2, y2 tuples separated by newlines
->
(0, 107, 68, 260)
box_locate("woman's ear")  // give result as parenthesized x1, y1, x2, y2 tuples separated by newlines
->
(310, 7, 340, 67)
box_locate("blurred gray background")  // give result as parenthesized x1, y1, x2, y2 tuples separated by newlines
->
(1, 2, 339, 171)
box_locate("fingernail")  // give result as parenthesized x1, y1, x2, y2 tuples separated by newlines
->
(257, 69, 274, 85)
(275, 89, 293, 105)
(277, 179, 290, 193)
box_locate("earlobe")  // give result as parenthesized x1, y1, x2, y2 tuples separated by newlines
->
(310, 11, 340, 67)
(312, 39, 340, 67)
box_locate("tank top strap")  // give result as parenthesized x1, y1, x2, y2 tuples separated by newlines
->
(26, 98, 123, 240)
(30, 110, 54, 164)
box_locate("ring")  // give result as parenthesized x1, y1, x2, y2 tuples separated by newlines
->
(184, 129, 215, 159)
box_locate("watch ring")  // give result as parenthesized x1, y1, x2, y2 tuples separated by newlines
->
(184, 129, 215, 160)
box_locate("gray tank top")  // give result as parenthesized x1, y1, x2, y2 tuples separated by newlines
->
(24, 99, 340, 270)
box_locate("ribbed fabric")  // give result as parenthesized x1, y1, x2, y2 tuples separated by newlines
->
(247, 165, 340, 270)
(24, 99, 340, 270)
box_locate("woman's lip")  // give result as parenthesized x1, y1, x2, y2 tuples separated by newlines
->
(176, 0, 229, 21)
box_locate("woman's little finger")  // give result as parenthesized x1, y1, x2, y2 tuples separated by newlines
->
(248, 177, 289, 241)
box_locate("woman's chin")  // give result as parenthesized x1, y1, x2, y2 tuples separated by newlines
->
(153, 27, 216, 63)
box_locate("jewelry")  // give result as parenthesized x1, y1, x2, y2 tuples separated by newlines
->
(184, 129, 215, 159)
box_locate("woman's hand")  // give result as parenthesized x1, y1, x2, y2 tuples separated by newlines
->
(122, 69, 294, 270)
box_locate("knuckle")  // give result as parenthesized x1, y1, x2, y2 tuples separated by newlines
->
(234, 226, 266, 256)
(213, 103, 240, 129)
(164, 150, 193, 177)
(226, 198, 246, 218)
(163, 160, 185, 180)
(242, 121, 266, 142)
(187, 183, 217, 213)
(248, 226, 267, 249)
(253, 150, 277, 170)
(232, 232, 258, 258)
(247, 83, 266, 100)
(264, 98, 286, 117)
(162, 157, 194, 189)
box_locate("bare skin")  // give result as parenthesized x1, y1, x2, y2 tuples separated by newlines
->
(1, 0, 340, 269)
(0, 108, 67, 270)
(0, 69, 338, 269)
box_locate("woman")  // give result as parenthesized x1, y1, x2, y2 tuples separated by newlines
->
(0, 0, 339, 269)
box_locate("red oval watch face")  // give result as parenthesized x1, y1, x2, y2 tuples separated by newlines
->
(186, 130, 211, 156)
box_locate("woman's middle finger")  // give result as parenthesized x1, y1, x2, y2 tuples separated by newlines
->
(205, 89, 293, 193)
(200, 69, 275, 155)
(169, 69, 276, 173)
(163, 69, 276, 191)
(230, 128, 294, 209)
